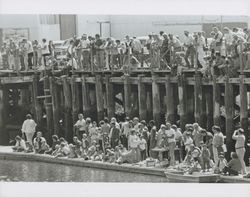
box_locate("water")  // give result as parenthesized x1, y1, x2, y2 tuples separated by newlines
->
(0, 160, 167, 182)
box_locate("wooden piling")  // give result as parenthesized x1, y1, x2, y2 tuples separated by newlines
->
(165, 75, 175, 124)
(146, 90, 153, 121)
(239, 75, 248, 140)
(95, 74, 104, 122)
(178, 75, 187, 131)
(152, 74, 161, 127)
(81, 76, 91, 118)
(194, 73, 202, 125)
(213, 76, 221, 126)
(138, 75, 147, 120)
(225, 77, 234, 157)
(71, 75, 80, 124)
(105, 75, 115, 119)
(62, 76, 73, 142)
(32, 74, 42, 126)
(124, 75, 132, 118)
(43, 76, 53, 144)
(205, 86, 214, 131)
(49, 76, 60, 135)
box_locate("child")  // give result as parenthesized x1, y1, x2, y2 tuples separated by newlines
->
(138, 135, 147, 161)
(214, 154, 227, 174)
(68, 144, 78, 158)
(201, 143, 211, 172)
(184, 131, 193, 152)
(81, 133, 89, 157)
(222, 152, 242, 176)
(73, 136, 82, 157)
(24, 141, 34, 153)
(12, 136, 26, 152)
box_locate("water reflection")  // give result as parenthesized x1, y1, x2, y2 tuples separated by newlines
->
(0, 160, 167, 182)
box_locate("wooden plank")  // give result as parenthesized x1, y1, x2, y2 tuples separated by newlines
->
(138, 75, 147, 120)
(0, 76, 33, 84)
(152, 74, 161, 127)
(239, 75, 248, 140)
(95, 75, 104, 122)
(105, 75, 115, 119)
(62, 76, 73, 142)
(224, 76, 234, 157)
(49, 77, 60, 136)
(165, 75, 176, 124)
(124, 75, 132, 118)
(213, 76, 221, 126)
(81, 76, 91, 118)
(36, 95, 52, 99)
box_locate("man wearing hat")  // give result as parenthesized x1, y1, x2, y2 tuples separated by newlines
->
(109, 120, 120, 149)
(21, 114, 37, 144)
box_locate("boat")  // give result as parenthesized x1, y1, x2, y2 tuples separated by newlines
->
(164, 170, 220, 183)
(220, 175, 250, 183)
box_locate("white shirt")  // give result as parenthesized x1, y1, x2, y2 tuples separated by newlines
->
(25, 41, 33, 54)
(15, 139, 27, 150)
(21, 119, 37, 134)
(74, 119, 86, 131)
(165, 128, 176, 143)
(139, 138, 147, 150)
(79, 40, 90, 49)
(41, 42, 50, 55)
(184, 34, 194, 46)
(132, 39, 142, 52)
(129, 135, 139, 148)
(121, 121, 131, 136)
(174, 129, 183, 141)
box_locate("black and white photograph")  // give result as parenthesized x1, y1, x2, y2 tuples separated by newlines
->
(0, 0, 250, 196)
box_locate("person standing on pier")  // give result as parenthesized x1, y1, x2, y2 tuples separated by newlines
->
(21, 114, 37, 144)
(74, 114, 86, 139)
(232, 128, 247, 174)
(183, 30, 195, 68)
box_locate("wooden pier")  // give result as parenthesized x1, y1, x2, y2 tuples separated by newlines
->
(0, 68, 250, 158)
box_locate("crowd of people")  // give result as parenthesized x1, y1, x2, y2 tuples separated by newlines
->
(12, 113, 248, 176)
(1, 26, 250, 76)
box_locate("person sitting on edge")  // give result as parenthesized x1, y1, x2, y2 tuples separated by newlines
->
(45, 135, 60, 155)
(24, 141, 34, 153)
(12, 135, 27, 152)
(52, 144, 60, 156)
(72, 136, 82, 157)
(68, 144, 78, 158)
(33, 131, 48, 154)
(222, 152, 242, 176)
(214, 154, 227, 174)
(54, 142, 70, 158)
(87, 140, 97, 160)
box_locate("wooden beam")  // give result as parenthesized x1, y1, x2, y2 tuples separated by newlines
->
(124, 75, 132, 118)
(81, 76, 91, 118)
(152, 74, 161, 127)
(105, 75, 115, 119)
(205, 86, 213, 131)
(165, 75, 176, 124)
(62, 76, 73, 142)
(213, 76, 221, 126)
(225, 76, 234, 158)
(138, 75, 147, 121)
(49, 76, 60, 136)
(146, 90, 153, 122)
(95, 75, 104, 122)
(239, 75, 248, 141)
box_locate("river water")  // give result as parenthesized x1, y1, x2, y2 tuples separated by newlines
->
(0, 160, 167, 182)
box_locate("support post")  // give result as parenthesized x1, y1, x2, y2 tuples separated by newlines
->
(81, 76, 91, 118)
(194, 73, 202, 124)
(124, 75, 132, 118)
(178, 75, 187, 131)
(44, 76, 53, 144)
(240, 75, 248, 141)
(138, 75, 147, 121)
(49, 76, 60, 136)
(213, 76, 221, 126)
(105, 75, 115, 119)
(225, 77, 234, 159)
(71, 75, 80, 124)
(205, 86, 214, 131)
(152, 74, 161, 127)
(95, 74, 104, 122)
(62, 76, 73, 142)
(165, 75, 175, 124)
(32, 74, 42, 126)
